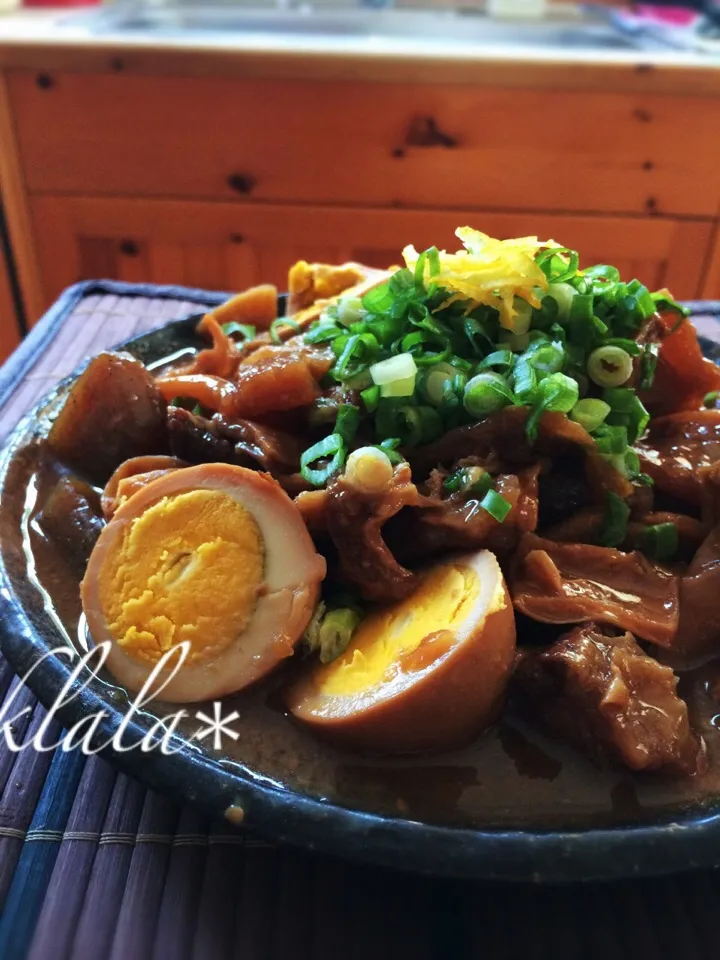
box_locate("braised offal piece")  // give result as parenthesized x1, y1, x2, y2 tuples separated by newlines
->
(48, 352, 167, 485)
(514, 624, 706, 776)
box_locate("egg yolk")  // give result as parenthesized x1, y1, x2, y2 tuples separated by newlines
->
(97, 489, 264, 664)
(316, 563, 479, 697)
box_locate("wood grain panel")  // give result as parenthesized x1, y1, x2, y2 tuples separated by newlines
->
(0, 245, 20, 363)
(702, 225, 720, 300)
(10, 72, 720, 217)
(0, 75, 43, 323)
(29, 195, 712, 309)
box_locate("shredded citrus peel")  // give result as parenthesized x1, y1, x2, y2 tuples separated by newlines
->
(402, 227, 559, 331)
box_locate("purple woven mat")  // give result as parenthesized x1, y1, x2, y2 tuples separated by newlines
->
(1, 283, 720, 960)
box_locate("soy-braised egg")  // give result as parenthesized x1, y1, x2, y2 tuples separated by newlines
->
(81, 463, 326, 702)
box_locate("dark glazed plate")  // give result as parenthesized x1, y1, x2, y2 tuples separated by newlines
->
(3, 309, 720, 883)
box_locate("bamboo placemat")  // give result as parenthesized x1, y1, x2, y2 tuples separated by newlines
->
(1, 281, 720, 960)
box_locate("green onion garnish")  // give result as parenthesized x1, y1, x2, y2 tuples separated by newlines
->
(477, 349, 514, 372)
(638, 522, 678, 561)
(704, 391, 718, 408)
(361, 384, 381, 412)
(478, 489, 512, 523)
(587, 345, 634, 388)
(221, 321, 256, 341)
(598, 491, 630, 547)
(300, 433, 347, 487)
(336, 297, 365, 327)
(298, 237, 680, 487)
(464, 372, 514, 418)
(569, 398, 611, 433)
(335, 404, 360, 445)
(375, 437, 405, 465)
(593, 424, 629, 457)
(269, 317, 301, 345)
(602, 388, 649, 444)
(639, 342, 660, 390)
(304, 604, 361, 664)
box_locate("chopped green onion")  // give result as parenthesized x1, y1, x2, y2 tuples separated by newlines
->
(545, 282, 576, 320)
(529, 340, 565, 376)
(444, 466, 493, 497)
(463, 372, 514, 419)
(335, 405, 360, 445)
(602, 388, 650, 444)
(598, 492, 630, 547)
(512, 355, 538, 402)
(443, 470, 463, 493)
(525, 372, 579, 440)
(704, 391, 719, 408)
(375, 402, 440, 446)
(463, 315, 495, 355)
(478, 489, 512, 523)
(537, 247, 579, 284)
(652, 290, 689, 323)
(583, 264, 621, 284)
(587, 345, 634, 388)
(622, 447, 641, 478)
(370, 352, 417, 386)
(305, 605, 361, 664)
(593, 424, 629, 456)
(477, 349, 514, 372)
(509, 298, 534, 336)
(638, 342, 660, 390)
(626, 280, 656, 320)
(361, 384, 380, 412)
(333, 332, 380, 381)
(604, 337, 641, 357)
(300, 433, 346, 487)
(361, 281, 394, 315)
(569, 398, 611, 433)
(337, 297, 365, 327)
(375, 437, 405, 465)
(269, 317, 301, 344)
(498, 329, 532, 353)
(221, 321, 256, 341)
(304, 321, 343, 345)
(569, 293, 594, 325)
(399, 330, 451, 366)
(639, 522, 678, 562)
(380, 375, 416, 398)
(423, 365, 465, 406)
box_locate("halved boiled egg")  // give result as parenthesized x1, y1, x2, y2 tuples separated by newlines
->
(286, 550, 515, 754)
(81, 463, 326, 702)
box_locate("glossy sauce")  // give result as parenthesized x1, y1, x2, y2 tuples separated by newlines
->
(17, 451, 720, 833)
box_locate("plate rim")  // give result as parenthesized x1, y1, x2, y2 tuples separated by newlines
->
(2, 303, 720, 882)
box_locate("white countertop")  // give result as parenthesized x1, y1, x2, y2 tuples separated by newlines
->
(0, 6, 718, 93)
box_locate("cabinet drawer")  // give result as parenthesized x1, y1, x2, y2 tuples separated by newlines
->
(30, 194, 712, 309)
(10, 71, 720, 217)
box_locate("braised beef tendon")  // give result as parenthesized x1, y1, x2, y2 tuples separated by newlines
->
(675, 525, 720, 657)
(37, 475, 105, 567)
(167, 406, 306, 479)
(324, 463, 422, 602)
(636, 409, 720, 505)
(510, 534, 679, 647)
(513, 624, 706, 776)
(396, 464, 540, 561)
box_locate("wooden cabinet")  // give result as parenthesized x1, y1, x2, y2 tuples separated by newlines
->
(1, 67, 719, 318)
(0, 229, 20, 363)
(10, 72, 719, 217)
(30, 195, 713, 308)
